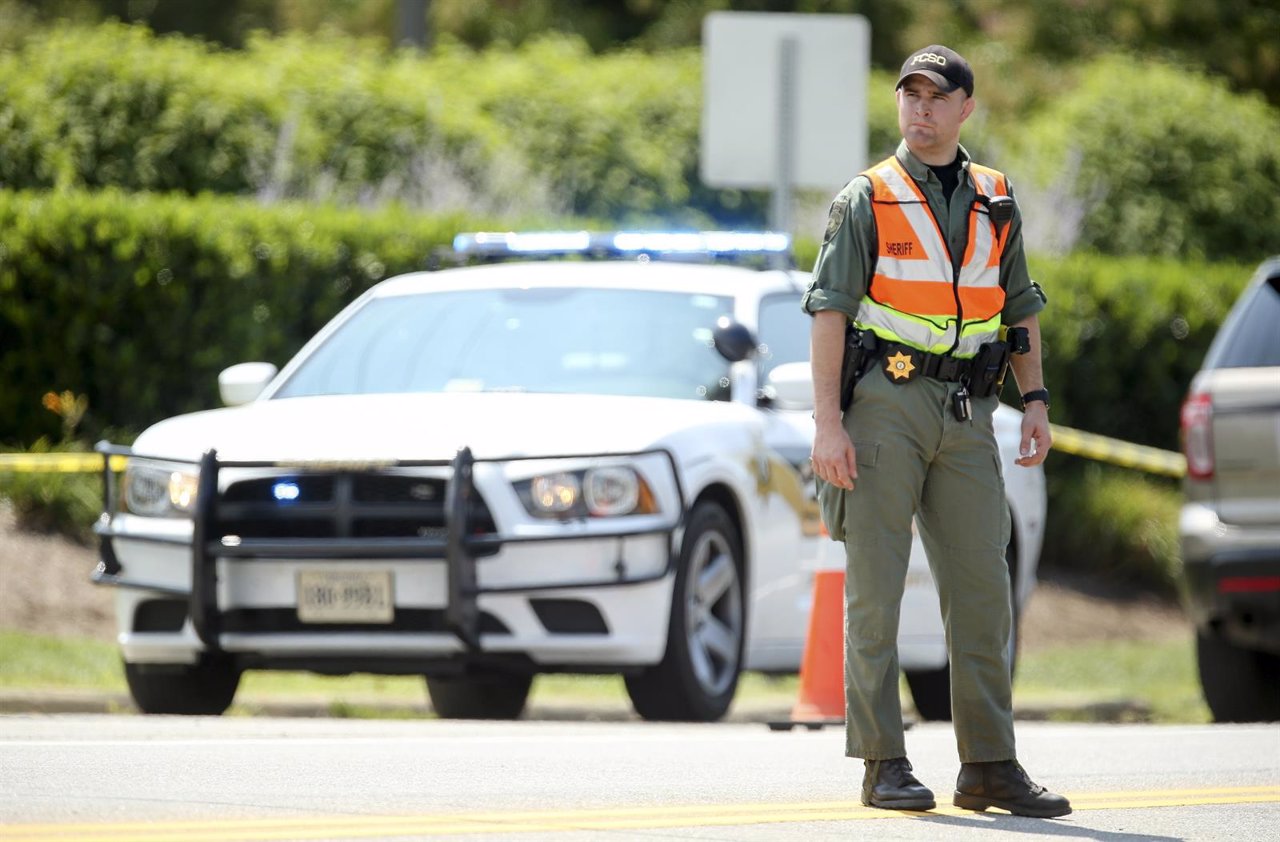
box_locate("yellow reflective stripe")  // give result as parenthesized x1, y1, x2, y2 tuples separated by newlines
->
(856, 302, 955, 353)
(857, 302, 999, 358)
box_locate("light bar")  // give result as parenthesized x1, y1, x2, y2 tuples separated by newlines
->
(452, 230, 791, 257)
(454, 231, 593, 254)
(613, 231, 790, 254)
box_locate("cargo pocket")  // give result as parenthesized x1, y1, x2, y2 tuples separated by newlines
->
(816, 441, 879, 542)
(816, 477, 846, 542)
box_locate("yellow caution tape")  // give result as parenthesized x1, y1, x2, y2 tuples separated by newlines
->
(1050, 423, 1186, 478)
(0, 453, 128, 473)
(1, 426, 1187, 479)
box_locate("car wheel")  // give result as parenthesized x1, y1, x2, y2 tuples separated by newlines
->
(625, 501, 745, 722)
(905, 527, 1021, 722)
(124, 657, 240, 715)
(1196, 632, 1280, 722)
(426, 673, 533, 720)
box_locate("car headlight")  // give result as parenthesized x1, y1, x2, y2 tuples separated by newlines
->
(530, 472, 581, 515)
(518, 467, 656, 519)
(123, 465, 199, 517)
(584, 466, 640, 516)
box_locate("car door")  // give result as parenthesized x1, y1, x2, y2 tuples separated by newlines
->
(742, 291, 824, 670)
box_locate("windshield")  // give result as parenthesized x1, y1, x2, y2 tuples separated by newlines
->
(274, 287, 737, 401)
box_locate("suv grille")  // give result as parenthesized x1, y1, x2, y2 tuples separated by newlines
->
(217, 472, 497, 551)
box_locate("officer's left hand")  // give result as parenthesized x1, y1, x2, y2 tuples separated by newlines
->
(1016, 404, 1052, 467)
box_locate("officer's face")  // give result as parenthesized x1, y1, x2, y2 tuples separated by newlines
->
(896, 76, 975, 162)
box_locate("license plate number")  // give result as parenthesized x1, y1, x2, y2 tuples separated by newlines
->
(297, 570, 394, 624)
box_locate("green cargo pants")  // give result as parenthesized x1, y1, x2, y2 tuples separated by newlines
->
(818, 364, 1016, 763)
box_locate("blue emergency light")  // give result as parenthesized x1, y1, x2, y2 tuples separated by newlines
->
(451, 230, 791, 259)
(272, 480, 301, 502)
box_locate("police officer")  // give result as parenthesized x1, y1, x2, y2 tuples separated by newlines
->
(803, 45, 1070, 818)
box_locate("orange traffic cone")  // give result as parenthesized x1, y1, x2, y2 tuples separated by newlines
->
(768, 569, 845, 731)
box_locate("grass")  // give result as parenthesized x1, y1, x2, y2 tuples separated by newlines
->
(0, 630, 1209, 723)
(1014, 636, 1210, 723)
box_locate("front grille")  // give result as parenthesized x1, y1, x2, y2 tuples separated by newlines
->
(216, 471, 498, 552)
(220, 608, 511, 635)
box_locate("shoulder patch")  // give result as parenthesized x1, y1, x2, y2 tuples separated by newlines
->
(824, 196, 850, 243)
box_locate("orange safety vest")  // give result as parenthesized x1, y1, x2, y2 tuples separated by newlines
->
(854, 155, 1011, 358)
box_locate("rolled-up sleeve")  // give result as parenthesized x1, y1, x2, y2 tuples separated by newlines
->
(998, 179, 1047, 324)
(802, 177, 876, 318)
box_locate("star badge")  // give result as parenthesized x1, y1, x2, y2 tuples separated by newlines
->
(885, 350, 916, 381)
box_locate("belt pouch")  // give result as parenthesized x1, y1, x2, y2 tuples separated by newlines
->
(968, 342, 1010, 398)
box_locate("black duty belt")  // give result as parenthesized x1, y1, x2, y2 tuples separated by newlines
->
(879, 341, 973, 383)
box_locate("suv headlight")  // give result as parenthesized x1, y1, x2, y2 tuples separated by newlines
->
(123, 465, 199, 517)
(518, 466, 656, 519)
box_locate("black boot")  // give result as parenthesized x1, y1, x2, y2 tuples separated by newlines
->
(862, 757, 936, 810)
(953, 760, 1072, 818)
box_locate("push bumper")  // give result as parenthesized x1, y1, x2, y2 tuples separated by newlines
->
(95, 443, 684, 671)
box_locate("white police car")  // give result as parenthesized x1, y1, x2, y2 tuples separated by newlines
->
(95, 231, 1045, 721)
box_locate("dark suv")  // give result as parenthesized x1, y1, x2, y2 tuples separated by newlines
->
(1179, 257, 1280, 722)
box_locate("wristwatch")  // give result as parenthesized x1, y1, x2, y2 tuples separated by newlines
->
(1021, 388, 1051, 410)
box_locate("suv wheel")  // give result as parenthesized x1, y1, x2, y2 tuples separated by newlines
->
(904, 528, 1021, 722)
(625, 502, 744, 721)
(1196, 632, 1280, 722)
(426, 673, 533, 719)
(124, 657, 240, 715)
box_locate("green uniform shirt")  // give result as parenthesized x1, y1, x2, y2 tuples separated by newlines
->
(802, 140, 1046, 325)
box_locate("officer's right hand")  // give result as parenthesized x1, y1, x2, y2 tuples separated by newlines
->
(811, 419, 858, 490)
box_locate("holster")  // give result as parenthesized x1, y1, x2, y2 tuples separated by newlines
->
(967, 326, 1030, 398)
(839, 326, 878, 411)
(967, 340, 1011, 398)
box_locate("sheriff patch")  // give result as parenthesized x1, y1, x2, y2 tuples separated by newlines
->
(824, 196, 850, 244)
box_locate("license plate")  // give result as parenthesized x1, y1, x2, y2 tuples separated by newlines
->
(297, 570, 394, 624)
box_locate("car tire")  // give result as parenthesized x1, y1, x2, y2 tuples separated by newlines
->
(625, 501, 745, 722)
(426, 673, 533, 720)
(124, 657, 240, 716)
(1196, 632, 1280, 723)
(904, 527, 1021, 722)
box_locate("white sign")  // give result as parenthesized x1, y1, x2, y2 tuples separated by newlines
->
(701, 12, 869, 191)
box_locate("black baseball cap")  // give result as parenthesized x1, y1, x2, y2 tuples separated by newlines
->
(895, 45, 974, 97)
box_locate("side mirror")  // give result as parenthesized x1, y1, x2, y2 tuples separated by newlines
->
(764, 361, 814, 411)
(712, 317, 758, 363)
(218, 362, 278, 406)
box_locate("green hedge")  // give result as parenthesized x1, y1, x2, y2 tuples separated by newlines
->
(0, 188, 492, 444)
(1028, 253, 1252, 452)
(0, 24, 772, 226)
(1038, 460, 1182, 595)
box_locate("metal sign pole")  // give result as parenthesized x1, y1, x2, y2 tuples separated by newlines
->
(771, 36, 797, 235)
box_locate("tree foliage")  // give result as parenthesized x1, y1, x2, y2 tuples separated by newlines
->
(1010, 55, 1280, 261)
(0, 24, 768, 225)
(8, 0, 1276, 107)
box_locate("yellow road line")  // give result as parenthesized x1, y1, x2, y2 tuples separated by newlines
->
(0, 453, 127, 473)
(3, 786, 1276, 841)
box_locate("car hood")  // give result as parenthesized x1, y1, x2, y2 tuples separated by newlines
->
(131, 392, 761, 463)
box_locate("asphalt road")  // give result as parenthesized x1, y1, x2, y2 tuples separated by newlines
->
(0, 715, 1277, 841)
